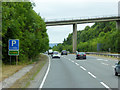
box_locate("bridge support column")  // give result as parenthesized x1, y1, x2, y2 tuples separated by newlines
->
(117, 1, 120, 30)
(73, 23, 77, 53)
(116, 21, 120, 30)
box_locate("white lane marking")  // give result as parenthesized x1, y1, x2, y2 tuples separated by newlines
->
(104, 60, 108, 61)
(97, 59, 108, 61)
(112, 66, 115, 68)
(80, 66, 86, 71)
(88, 72, 96, 79)
(97, 59, 103, 60)
(100, 82, 110, 89)
(75, 62, 79, 66)
(72, 61, 74, 63)
(101, 62, 109, 66)
(39, 56, 51, 88)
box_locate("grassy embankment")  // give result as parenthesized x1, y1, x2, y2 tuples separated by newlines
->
(1, 54, 48, 88)
(10, 54, 48, 88)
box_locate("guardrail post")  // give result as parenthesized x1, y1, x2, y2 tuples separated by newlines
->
(73, 23, 77, 53)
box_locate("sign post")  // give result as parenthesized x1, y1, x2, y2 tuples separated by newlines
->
(8, 39, 19, 65)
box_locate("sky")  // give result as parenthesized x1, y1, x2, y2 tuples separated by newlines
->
(33, 0, 119, 43)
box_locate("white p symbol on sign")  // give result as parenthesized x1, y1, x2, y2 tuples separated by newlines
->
(12, 40, 16, 46)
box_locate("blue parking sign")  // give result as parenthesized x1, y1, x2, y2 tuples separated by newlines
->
(9, 39, 19, 50)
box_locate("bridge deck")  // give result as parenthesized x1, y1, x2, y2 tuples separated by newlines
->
(45, 16, 120, 26)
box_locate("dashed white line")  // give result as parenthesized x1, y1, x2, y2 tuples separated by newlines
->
(112, 66, 115, 68)
(80, 66, 86, 71)
(101, 63, 109, 66)
(100, 82, 110, 89)
(75, 63, 79, 66)
(104, 60, 108, 61)
(88, 72, 96, 79)
(97, 59, 103, 60)
(97, 59, 108, 61)
(71, 61, 74, 63)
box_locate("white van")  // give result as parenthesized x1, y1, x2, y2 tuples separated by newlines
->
(48, 49, 53, 55)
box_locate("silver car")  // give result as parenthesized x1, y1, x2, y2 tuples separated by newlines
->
(114, 61, 120, 76)
(52, 51, 61, 58)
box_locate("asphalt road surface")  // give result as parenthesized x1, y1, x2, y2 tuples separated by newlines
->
(41, 54, 120, 89)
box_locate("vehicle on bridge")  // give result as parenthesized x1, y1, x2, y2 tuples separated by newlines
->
(52, 51, 61, 59)
(61, 50, 67, 55)
(76, 52, 86, 59)
(114, 61, 120, 76)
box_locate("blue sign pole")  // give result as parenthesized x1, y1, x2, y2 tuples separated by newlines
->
(8, 39, 19, 65)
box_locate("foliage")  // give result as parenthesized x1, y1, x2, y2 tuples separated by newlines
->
(2, 2, 49, 64)
(53, 21, 120, 53)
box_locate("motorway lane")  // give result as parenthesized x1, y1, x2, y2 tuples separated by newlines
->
(42, 54, 119, 88)
(62, 54, 119, 88)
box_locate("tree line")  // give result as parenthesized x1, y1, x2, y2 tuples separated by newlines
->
(53, 21, 120, 53)
(2, 2, 49, 64)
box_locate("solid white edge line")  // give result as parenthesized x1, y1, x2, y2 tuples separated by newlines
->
(80, 66, 86, 71)
(39, 56, 51, 88)
(100, 82, 110, 89)
(88, 72, 96, 78)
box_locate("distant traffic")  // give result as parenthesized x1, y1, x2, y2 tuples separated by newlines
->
(46, 49, 87, 60)
(44, 50, 120, 76)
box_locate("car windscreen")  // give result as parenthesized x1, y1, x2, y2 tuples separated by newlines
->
(78, 52, 85, 54)
(63, 51, 67, 52)
(54, 52, 58, 54)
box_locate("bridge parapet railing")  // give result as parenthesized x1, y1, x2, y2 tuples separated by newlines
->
(45, 14, 119, 22)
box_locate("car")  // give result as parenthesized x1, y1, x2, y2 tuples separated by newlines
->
(48, 49, 53, 55)
(61, 50, 67, 55)
(44, 51, 48, 54)
(67, 51, 70, 54)
(52, 51, 61, 58)
(76, 52, 86, 59)
(114, 61, 120, 76)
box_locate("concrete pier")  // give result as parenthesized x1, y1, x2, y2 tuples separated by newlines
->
(73, 23, 77, 53)
(116, 21, 120, 30)
(117, 1, 120, 31)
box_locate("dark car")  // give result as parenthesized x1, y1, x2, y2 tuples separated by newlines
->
(76, 52, 86, 59)
(114, 61, 120, 76)
(61, 50, 67, 55)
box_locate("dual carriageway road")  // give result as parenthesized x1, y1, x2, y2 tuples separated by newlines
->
(40, 54, 119, 89)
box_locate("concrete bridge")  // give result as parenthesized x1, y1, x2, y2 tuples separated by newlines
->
(45, 16, 120, 53)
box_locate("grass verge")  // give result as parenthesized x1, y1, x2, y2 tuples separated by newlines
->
(87, 54, 119, 60)
(10, 54, 48, 88)
(1, 64, 26, 82)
